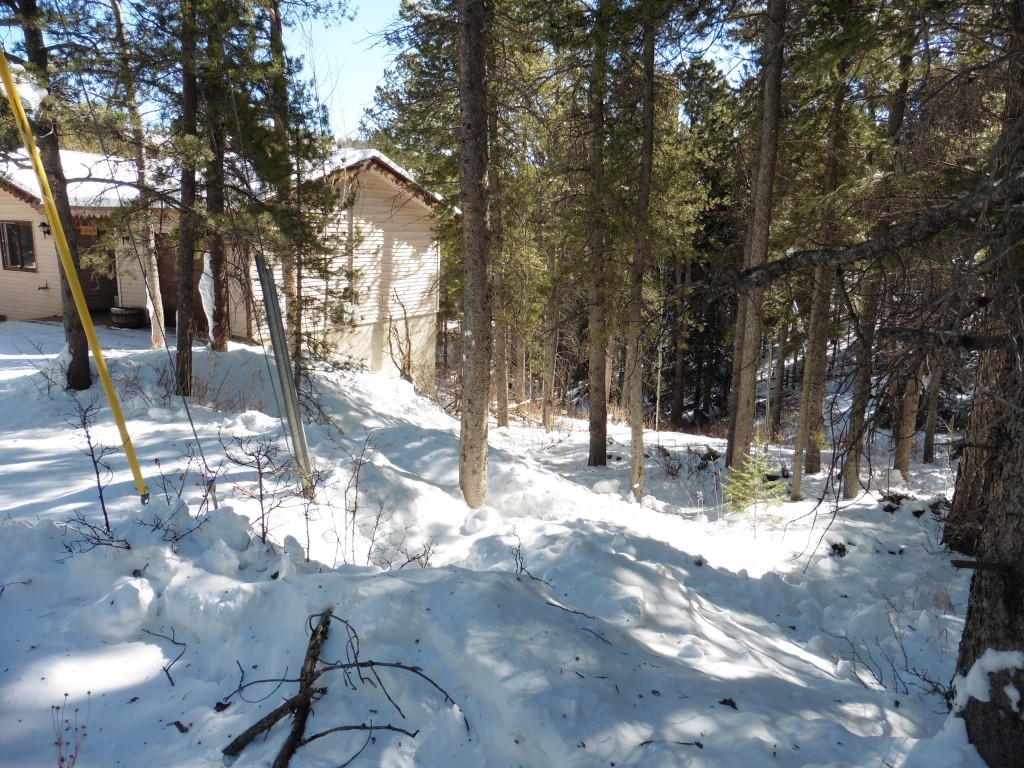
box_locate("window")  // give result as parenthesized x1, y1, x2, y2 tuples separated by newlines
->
(1, 222, 36, 271)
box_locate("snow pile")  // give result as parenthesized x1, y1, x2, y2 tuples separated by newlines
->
(0, 321, 985, 767)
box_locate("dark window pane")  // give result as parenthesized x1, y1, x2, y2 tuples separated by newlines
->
(18, 223, 34, 269)
(1, 223, 17, 268)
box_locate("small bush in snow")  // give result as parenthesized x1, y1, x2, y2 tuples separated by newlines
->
(724, 440, 786, 536)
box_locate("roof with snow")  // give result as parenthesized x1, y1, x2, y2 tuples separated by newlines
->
(0, 148, 140, 209)
(0, 146, 440, 212)
(328, 147, 441, 209)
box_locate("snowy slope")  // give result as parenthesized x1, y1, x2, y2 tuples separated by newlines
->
(0, 321, 983, 767)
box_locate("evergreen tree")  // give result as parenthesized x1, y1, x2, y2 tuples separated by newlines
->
(2, 0, 91, 390)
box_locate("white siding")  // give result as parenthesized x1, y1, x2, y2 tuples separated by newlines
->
(236, 164, 440, 391)
(116, 249, 148, 308)
(0, 194, 63, 320)
(348, 170, 439, 327)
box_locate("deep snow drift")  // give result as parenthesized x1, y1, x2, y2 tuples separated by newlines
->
(0, 320, 985, 767)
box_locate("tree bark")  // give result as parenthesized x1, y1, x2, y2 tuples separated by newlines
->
(840, 274, 880, 498)
(727, 0, 787, 468)
(203, 10, 230, 353)
(954, 5, 1024, 763)
(921, 353, 944, 464)
(892, 362, 921, 481)
(175, 0, 200, 397)
(792, 65, 848, 496)
(111, 0, 165, 350)
(768, 322, 787, 439)
(627, 13, 655, 503)
(954, 349, 1024, 768)
(586, 0, 611, 467)
(541, 249, 560, 432)
(490, 105, 508, 429)
(20, 0, 90, 390)
(457, 0, 493, 509)
(945, 349, 1005, 555)
(669, 249, 690, 428)
(790, 264, 835, 499)
(838, 35, 912, 498)
(512, 328, 527, 403)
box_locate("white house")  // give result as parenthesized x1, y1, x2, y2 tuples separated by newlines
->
(220, 148, 442, 392)
(0, 147, 442, 392)
(0, 149, 162, 320)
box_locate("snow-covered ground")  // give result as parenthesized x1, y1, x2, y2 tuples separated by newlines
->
(0, 320, 984, 767)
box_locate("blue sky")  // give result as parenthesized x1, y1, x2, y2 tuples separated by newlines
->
(286, 0, 402, 140)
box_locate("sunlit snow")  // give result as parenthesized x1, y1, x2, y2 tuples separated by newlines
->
(0, 319, 986, 767)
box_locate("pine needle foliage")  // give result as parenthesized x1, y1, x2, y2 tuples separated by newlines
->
(724, 436, 786, 534)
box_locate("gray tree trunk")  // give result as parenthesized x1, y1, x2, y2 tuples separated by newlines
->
(541, 250, 560, 432)
(512, 327, 527, 403)
(175, 0, 200, 397)
(20, 0, 90, 390)
(921, 354, 944, 464)
(457, 0, 493, 508)
(203, 9, 230, 353)
(945, 349, 1003, 555)
(954, 7, 1024, 761)
(669, 250, 690, 428)
(586, 0, 610, 467)
(892, 363, 921, 482)
(768, 323, 787, 439)
(791, 69, 847, 497)
(111, 0, 165, 350)
(790, 264, 835, 499)
(841, 275, 880, 498)
(727, 0, 787, 468)
(627, 14, 656, 503)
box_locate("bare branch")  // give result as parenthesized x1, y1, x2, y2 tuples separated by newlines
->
(728, 173, 1024, 292)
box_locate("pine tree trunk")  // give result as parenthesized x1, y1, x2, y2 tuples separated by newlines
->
(512, 327, 527, 403)
(494, 273, 509, 428)
(791, 265, 835, 499)
(627, 15, 656, 503)
(586, 0, 610, 467)
(769, 323, 787, 439)
(841, 33, 913, 497)
(893, 363, 921, 482)
(175, 0, 200, 397)
(542, 251, 559, 432)
(727, 0, 787, 468)
(20, 1, 90, 390)
(922, 354, 944, 464)
(204, 13, 230, 353)
(266, 0, 300, 369)
(954, 352, 1024, 767)
(954, 8, 1024, 760)
(111, 0, 165, 350)
(457, 0, 492, 509)
(841, 274, 880, 498)
(945, 350, 1004, 555)
(670, 250, 690, 428)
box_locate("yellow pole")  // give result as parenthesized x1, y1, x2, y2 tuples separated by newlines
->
(0, 49, 149, 503)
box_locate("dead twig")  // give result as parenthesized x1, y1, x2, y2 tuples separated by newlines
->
(221, 611, 460, 767)
(222, 609, 332, 761)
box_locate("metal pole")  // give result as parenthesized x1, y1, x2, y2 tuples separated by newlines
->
(253, 250, 315, 499)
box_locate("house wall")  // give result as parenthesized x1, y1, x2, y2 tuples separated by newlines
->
(240, 166, 440, 392)
(0, 194, 62, 320)
(116, 254, 148, 310)
(335, 168, 439, 392)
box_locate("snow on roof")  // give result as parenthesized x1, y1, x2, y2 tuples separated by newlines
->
(0, 145, 440, 211)
(327, 147, 442, 207)
(0, 148, 139, 209)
